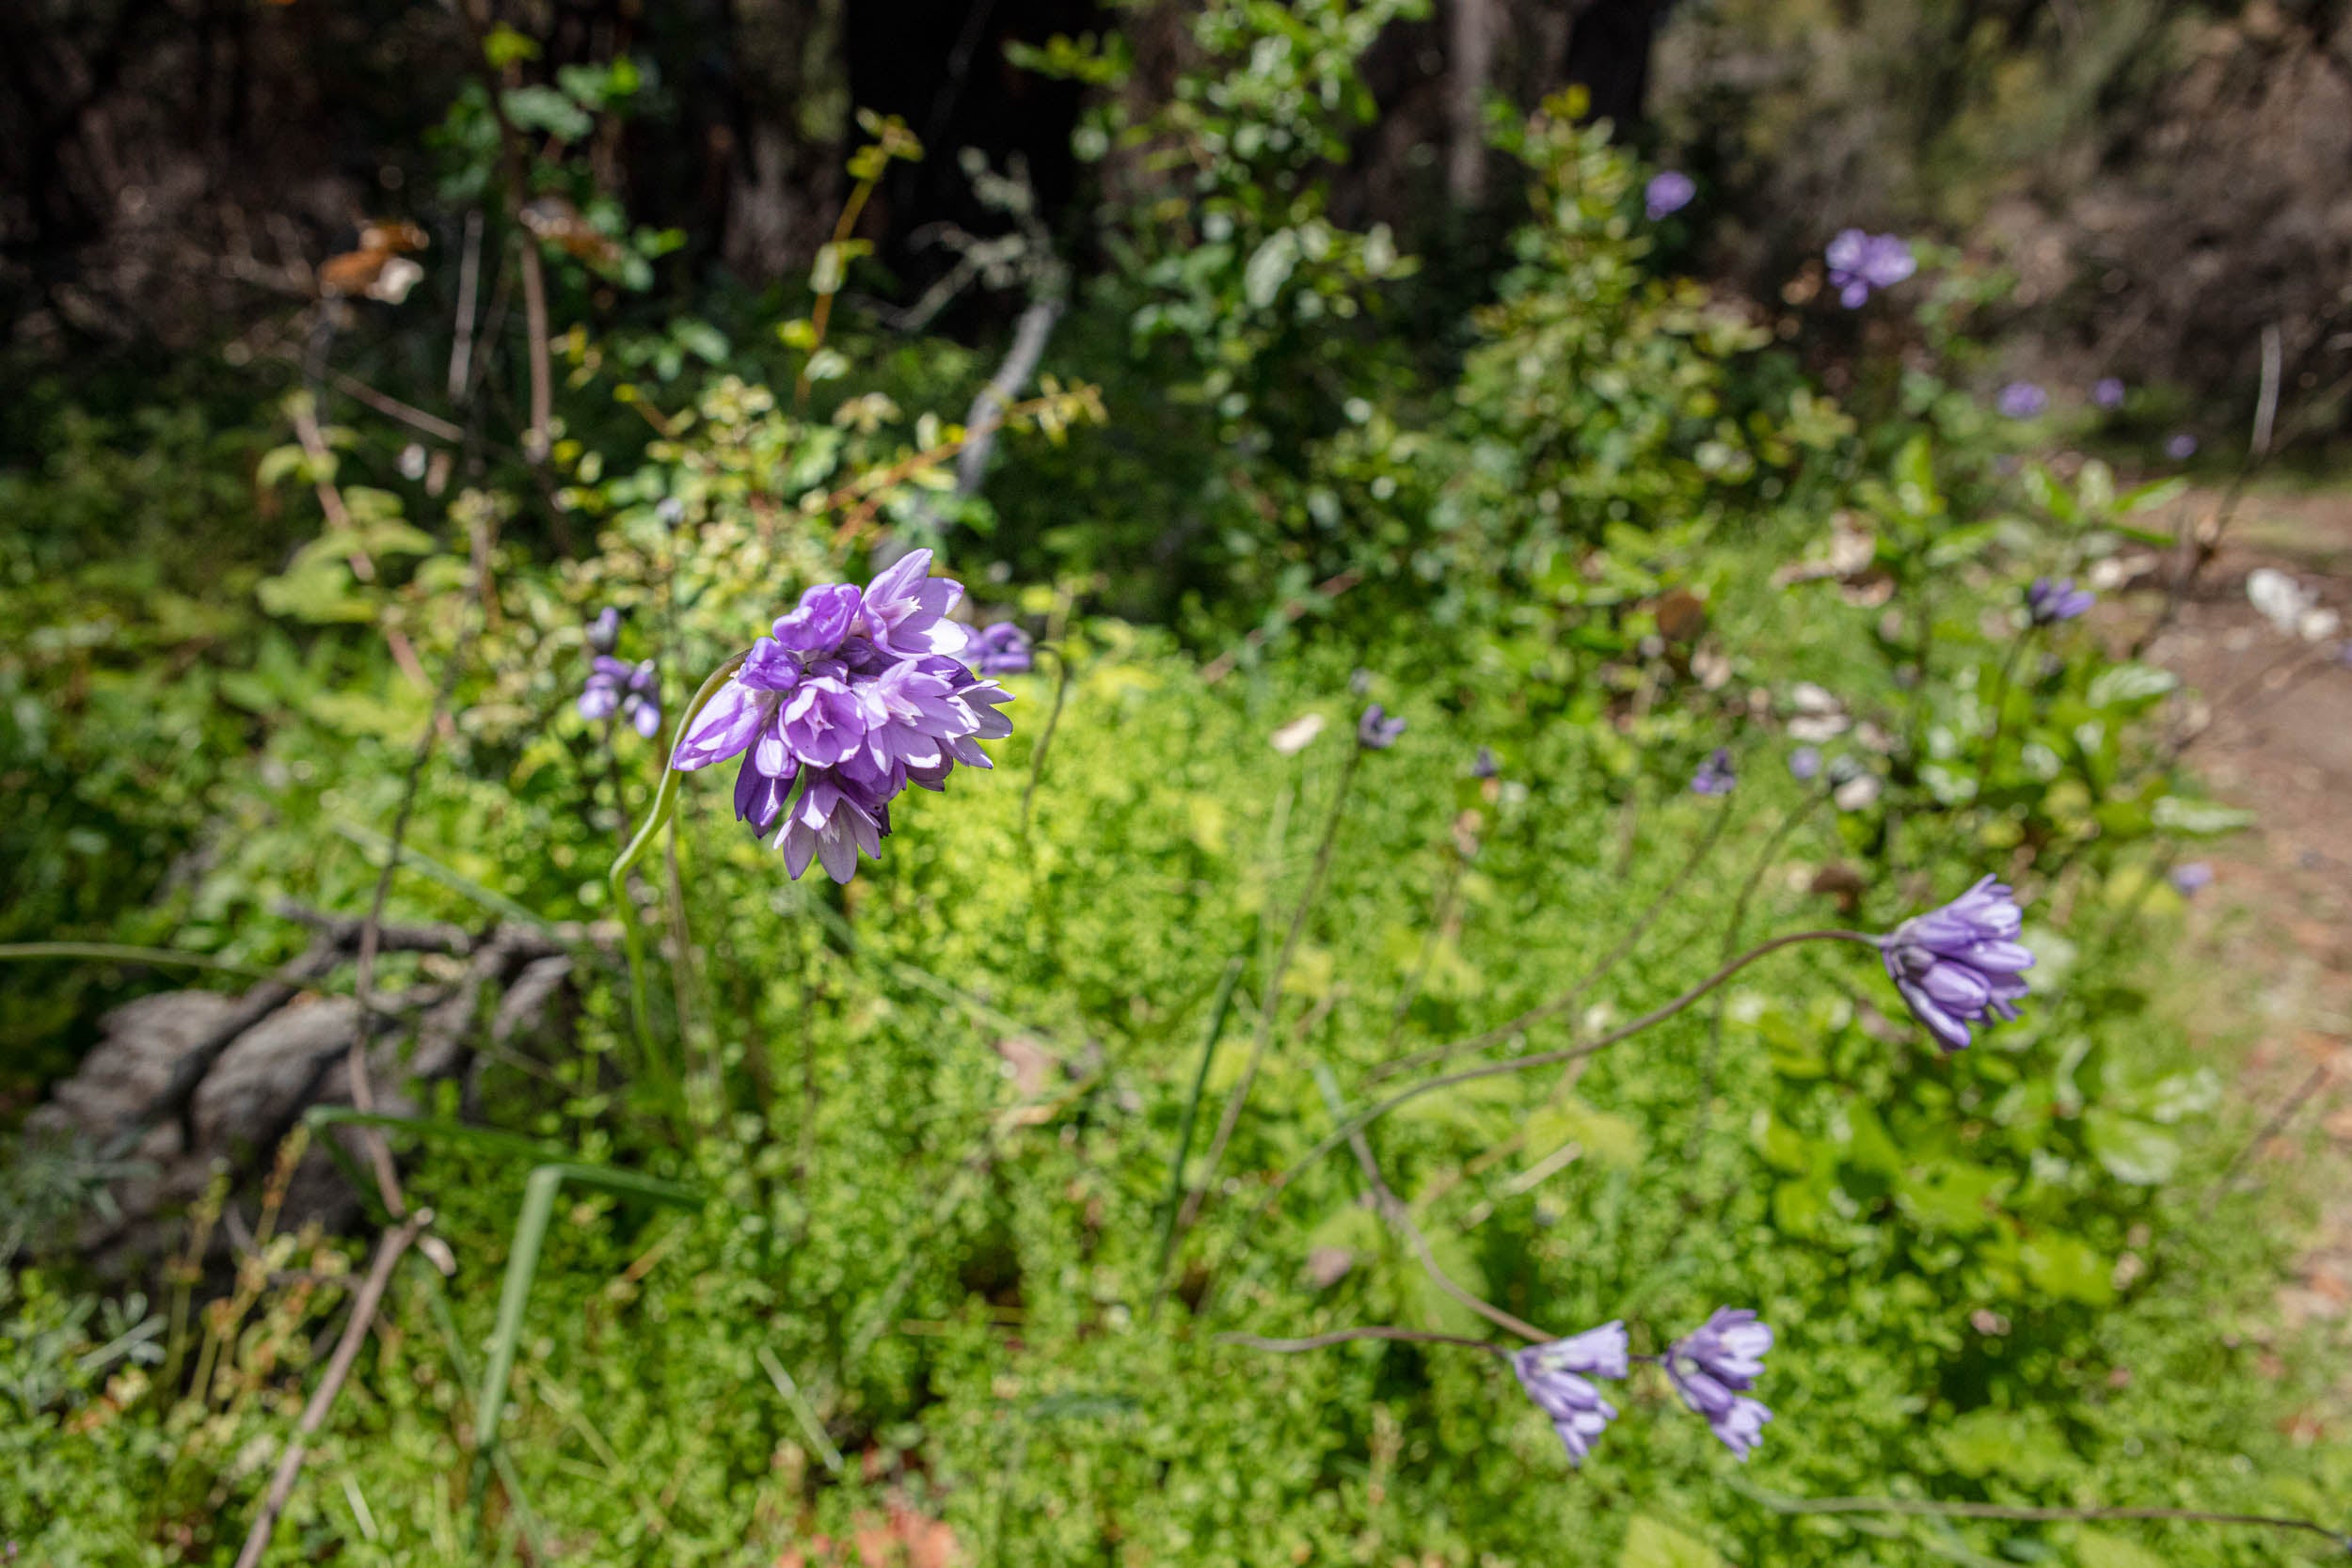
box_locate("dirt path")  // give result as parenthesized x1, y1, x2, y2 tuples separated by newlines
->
(2134, 484, 2352, 1414)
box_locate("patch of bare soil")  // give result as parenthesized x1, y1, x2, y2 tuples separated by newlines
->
(2136, 485, 2352, 1419)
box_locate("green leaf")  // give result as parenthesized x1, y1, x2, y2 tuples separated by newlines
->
(1306, 1202, 1385, 1255)
(1619, 1516, 1725, 1568)
(1897, 1159, 2012, 1232)
(483, 23, 541, 67)
(2021, 1232, 2116, 1306)
(2150, 796, 2256, 837)
(1521, 1097, 1643, 1169)
(256, 559, 372, 624)
(2120, 475, 2189, 515)
(2083, 1109, 2181, 1186)
(2074, 1530, 2171, 1568)
(1936, 1407, 2075, 1484)
(502, 85, 593, 142)
(1244, 230, 1300, 309)
(2085, 663, 2178, 710)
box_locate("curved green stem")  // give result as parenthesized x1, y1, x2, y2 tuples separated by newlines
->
(610, 651, 747, 1076)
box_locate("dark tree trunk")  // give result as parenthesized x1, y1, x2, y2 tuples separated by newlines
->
(1560, 0, 1669, 133)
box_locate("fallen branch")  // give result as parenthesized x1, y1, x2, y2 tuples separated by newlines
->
(230, 1208, 432, 1568)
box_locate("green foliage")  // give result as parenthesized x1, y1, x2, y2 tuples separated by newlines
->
(3, 6, 2344, 1565)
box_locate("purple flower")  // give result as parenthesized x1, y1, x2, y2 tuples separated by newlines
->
(773, 583, 863, 653)
(585, 608, 621, 655)
(1511, 1322, 1628, 1465)
(1357, 704, 1406, 750)
(2092, 377, 2126, 410)
(1690, 748, 1736, 796)
(670, 554, 1009, 882)
(1996, 382, 2048, 419)
(2167, 432, 2200, 460)
(2169, 861, 2213, 897)
(860, 547, 970, 661)
(1645, 170, 1696, 221)
(2026, 577, 2094, 626)
(972, 622, 1034, 676)
(1825, 230, 1915, 308)
(580, 656, 662, 738)
(1664, 1308, 1774, 1460)
(1878, 876, 2034, 1051)
(1788, 746, 1821, 782)
(1471, 745, 1501, 780)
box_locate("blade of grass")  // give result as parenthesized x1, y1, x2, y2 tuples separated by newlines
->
(423, 1274, 550, 1563)
(1151, 956, 1246, 1301)
(473, 1162, 703, 1505)
(756, 1344, 845, 1476)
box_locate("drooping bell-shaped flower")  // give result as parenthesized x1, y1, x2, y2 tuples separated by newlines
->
(971, 622, 1034, 676)
(1825, 230, 1914, 308)
(1878, 876, 2034, 1051)
(1511, 1322, 1629, 1465)
(1357, 704, 1406, 751)
(1996, 382, 2049, 420)
(1690, 749, 1737, 796)
(580, 656, 662, 738)
(1664, 1308, 1774, 1460)
(2026, 578, 2094, 626)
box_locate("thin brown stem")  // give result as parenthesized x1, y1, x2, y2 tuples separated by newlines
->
(1217, 1326, 1509, 1357)
(1737, 1487, 2348, 1549)
(230, 1209, 431, 1568)
(1372, 800, 1736, 1083)
(1317, 1067, 1549, 1342)
(1263, 930, 1881, 1220)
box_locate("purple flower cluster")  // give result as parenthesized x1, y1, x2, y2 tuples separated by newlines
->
(1690, 748, 1737, 796)
(1645, 171, 1695, 221)
(1879, 876, 2034, 1051)
(2026, 577, 2094, 626)
(1996, 381, 2049, 419)
(1824, 230, 1915, 308)
(1511, 1322, 1628, 1465)
(670, 550, 1012, 883)
(580, 657, 663, 738)
(1357, 704, 1406, 750)
(2092, 377, 2126, 410)
(1665, 1308, 1775, 1459)
(970, 621, 1034, 676)
(2167, 433, 2200, 460)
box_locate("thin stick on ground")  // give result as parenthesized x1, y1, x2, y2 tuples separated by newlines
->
(231, 1209, 431, 1568)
